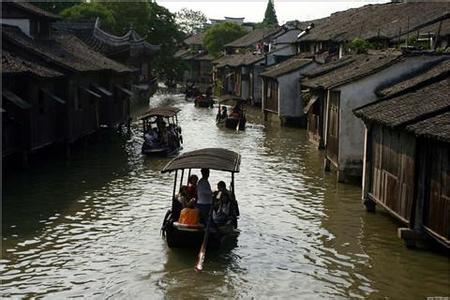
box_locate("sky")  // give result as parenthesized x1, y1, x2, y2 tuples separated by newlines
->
(158, 0, 391, 24)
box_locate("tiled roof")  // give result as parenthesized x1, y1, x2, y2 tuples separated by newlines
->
(298, 2, 450, 42)
(7, 1, 61, 20)
(354, 78, 450, 128)
(261, 57, 313, 78)
(302, 56, 355, 78)
(53, 18, 160, 57)
(225, 27, 283, 48)
(3, 25, 132, 73)
(301, 52, 402, 89)
(213, 53, 265, 68)
(378, 58, 450, 97)
(406, 111, 450, 143)
(184, 32, 206, 46)
(2, 50, 63, 78)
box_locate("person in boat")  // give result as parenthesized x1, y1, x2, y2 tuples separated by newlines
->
(196, 168, 212, 224)
(229, 104, 241, 119)
(178, 198, 200, 226)
(167, 124, 179, 149)
(144, 128, 159, 147)
(212, 181, 233, 225)
(157, 119, 169, 146)
(186, 174, 198, 202)
(216, 106, 228, 122)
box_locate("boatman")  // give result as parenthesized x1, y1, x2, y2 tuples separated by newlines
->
(196, 168, 212, 224)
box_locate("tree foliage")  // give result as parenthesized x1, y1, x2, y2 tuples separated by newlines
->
(176, 8, 207, 35)
(31, 1, 83, 14)
(262, 0, 278, 26)
(57, 1, 184, 81)
(349, 38, 373, 54)
(204, 22, 247, 57)
(96, 1, 151, 35)
(60, 3, 116, 28)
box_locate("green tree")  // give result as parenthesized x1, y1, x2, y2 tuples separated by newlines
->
(349, 38, 373, 54)
(60, 3, 116, 28)
(262, 0, 278, 26)
(95, 1, 151, 35)
(31, 1, 83, 14)
(176, 8, 207, 35)
(204, 22, 247, 57)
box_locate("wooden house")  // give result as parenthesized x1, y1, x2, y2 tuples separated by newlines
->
(260, 56, 318, 126)
(301, 52, 447, 183)
(2, 2, 133, 156)
(53, 18, 160, 100)
(213, 53, 266, 103)
(2, 50, 64, 161)
(174, 32, 213, 91)
(301, 57, 356, 147)
(354, 67, 450, 249)
(296, 2, 450, 58)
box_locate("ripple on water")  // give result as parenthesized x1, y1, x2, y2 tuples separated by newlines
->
(1, 93, 449, 299)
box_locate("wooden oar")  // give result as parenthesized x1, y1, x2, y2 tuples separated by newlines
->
(195, 204, 214, 272)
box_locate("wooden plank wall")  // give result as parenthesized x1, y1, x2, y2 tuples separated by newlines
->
(264, 79, 278, 113)
(371, 125, 415, 223)
(424, 141, 450, 241)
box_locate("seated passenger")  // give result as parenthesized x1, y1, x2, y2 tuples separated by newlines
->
(144, 128, 158, 146)
(212, 181, 232, 225)
(178, 198, 200, 225)
(186, 175, 198, 202)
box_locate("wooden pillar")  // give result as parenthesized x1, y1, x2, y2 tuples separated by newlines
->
(362, 123, 376, 212)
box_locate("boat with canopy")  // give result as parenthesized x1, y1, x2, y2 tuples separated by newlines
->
(161, 148, 241, 270)
(140, 107, 183, 156)
(216, 95, 247, 131)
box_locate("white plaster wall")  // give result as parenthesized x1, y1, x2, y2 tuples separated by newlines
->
(1, 18, 30, 37)
(277, 62, 319, 118)
(337, 55, 446, 173)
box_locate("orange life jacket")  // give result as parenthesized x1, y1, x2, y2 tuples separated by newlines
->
(178, 208, 200, 225)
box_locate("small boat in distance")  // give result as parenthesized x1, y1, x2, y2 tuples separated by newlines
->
(216, 95, 247, 131)
(140, 107, 183, 156)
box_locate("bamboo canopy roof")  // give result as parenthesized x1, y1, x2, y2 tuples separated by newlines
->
(140, 107, 181, 119)
(161, 148, 241, 173)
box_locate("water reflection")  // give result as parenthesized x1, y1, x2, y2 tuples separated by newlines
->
(1, 92, 449, 299)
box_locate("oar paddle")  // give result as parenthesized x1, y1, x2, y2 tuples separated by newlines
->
(195, 204, 214, 272)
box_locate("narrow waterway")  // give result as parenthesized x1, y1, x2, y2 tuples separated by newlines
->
(2, 93, 449, 299)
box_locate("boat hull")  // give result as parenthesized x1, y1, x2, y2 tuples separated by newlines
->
(225, 117, 246, 131)
(162, 210, 237, 249)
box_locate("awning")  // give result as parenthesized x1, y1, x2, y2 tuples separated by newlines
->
(3, 89, 32, 109)
(116, 85, 133, 97)
(93, 85, 113, 97)
(41, 88, 66, 104)
(82, 87, 101, 98)
(303, 95, 319, 114)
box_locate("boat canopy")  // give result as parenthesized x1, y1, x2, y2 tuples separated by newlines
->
(218, 94, 247, 106)
(161, 148, 241, 173)
(140, 107, 181, 120)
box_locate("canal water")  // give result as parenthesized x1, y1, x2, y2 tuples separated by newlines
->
(2, 93, 449, 299)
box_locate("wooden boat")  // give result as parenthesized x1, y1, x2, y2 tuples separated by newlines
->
(140, 107, 183, 156)
(161, 148, 241, 248)
(216, 95, 247, 131)
(194, 95, 214, 108)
